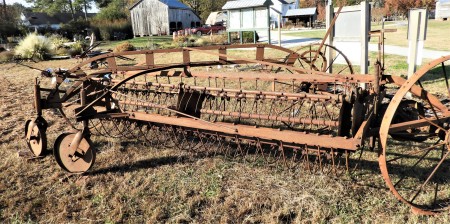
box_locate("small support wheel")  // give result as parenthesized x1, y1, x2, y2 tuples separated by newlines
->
(24, 119, 47, 157)
(54, 133, 96, 173)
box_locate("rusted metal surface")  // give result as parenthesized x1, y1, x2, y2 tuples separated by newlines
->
(379, 55, 450, 215)
(22, 25, 450, 214)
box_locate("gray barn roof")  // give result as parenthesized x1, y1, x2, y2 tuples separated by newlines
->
(285, 7, 317, 17)
(222, 0, 273, 10)
(130, 0, 190, 10)
(23, 12, 96, 25)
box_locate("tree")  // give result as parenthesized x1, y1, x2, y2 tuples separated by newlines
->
(179, 0, 227, 22)
(0, 3, 27, 38)
(384, 0, 435, 17)
(94, 0, 128, 21)
(26, 0, 93, 19)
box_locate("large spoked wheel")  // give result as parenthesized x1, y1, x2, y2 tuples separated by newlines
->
(294, 43, 354, 74)
(380, 56, 450, 214)
(54, 133, 96, 173)
(25, 119, 47, 157)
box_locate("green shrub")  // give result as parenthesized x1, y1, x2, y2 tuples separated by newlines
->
(194, 38, 210, 46)
(114, 41, 135, 52)
(60, 20, 91, 39)
(53, 48, 69, 56)
(95, 0, 128, 21)
(242, 31, 259, 43)
(209, 33, 228, 45)
(49, 34, 70, 50)
(14, 33, 51, 60)
(91, 19, 132, 41)
(68, 41, 85, 57)
(0, 51, 14, 63)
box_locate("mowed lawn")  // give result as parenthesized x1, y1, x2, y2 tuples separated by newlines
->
(285, 19, 450, 51)
(102, 36, 174, 49)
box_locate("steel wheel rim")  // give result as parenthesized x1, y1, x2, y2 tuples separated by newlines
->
(54, 133, 96, 173)
(379, 55, 450, 214)
(25, 120, 47, 157)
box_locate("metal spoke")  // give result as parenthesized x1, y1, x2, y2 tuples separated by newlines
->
(410, 151, 450, 203)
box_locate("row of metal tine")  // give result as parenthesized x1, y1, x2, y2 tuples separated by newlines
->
(88, 118, 356, 175)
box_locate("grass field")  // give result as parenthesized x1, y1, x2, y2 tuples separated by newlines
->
(1, 47, 450, 223)
(285, 20, 450, 51)
(102, 36, 174, 50)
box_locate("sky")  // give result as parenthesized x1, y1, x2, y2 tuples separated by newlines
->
(6, 0, 99, 12)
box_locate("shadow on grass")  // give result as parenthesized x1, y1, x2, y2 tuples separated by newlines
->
(89, 155, 194, 176)
(419, 63, 450, 82)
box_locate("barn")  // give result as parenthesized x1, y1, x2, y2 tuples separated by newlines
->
(129, 0, 202, 36)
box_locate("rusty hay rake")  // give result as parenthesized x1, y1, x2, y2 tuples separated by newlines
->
(22, 28, 450, 214)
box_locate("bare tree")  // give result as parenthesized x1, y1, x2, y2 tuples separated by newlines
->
(68, 0, 75, 20)
(2, 0, 6, 19)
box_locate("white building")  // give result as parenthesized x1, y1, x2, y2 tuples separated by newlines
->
(270, 0, 295, 27)
(436, 0, 450, 20)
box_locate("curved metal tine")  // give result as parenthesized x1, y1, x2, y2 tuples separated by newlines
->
(166, 126, 180, 148)
(123, 120, 140, 139)
(284, 146, 303, 171)
(110, 119, 128, 138)
(139, 123, 158, 148)
(262, 143, 280, 166)
(102, 119, 123, 138)
(175, 127, 196, 152)
(151, 126, 164, 149)
(119, 119, 134, 138)
(189, 130, 203, 153)
(317, 146, 324, 173)
(277, 142, 288, 168)
(233, 135, 245, 158)
(199, 132, 217, 155)
(242, 139, 255, 164)
(89, 119, 104, 136)
(199, 133, 217, 154)
(215, 134, 227, 157)
(224, 136, 237, 158)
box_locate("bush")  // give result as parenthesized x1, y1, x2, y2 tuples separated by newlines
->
(68, 41, 85, 57)
(53, 48, 69, 56)
(91, 19, 132, 41)
(14, 33, 52, 60)
(242, 31, 259, 43)
(114, 41, 135, 52)
(59, 20, 91, 40)
(49, 34, 70, 50)
(95, 1, 128, 21)
(209, 33, 228, 45)
(0, 51, 14, 63)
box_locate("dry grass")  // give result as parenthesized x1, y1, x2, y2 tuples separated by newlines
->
(1, 51, 450, 223)
(371, 20, 450, 51)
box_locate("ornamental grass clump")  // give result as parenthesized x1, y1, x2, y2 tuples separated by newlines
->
(14, 33, 52, 60)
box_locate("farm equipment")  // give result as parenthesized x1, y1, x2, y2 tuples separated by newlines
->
(23, 25, 450, 214)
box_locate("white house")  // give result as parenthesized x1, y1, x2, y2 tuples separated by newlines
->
(270, 0, 295, 28)
(436, 0, 450, 20)
(21, 12, 96, 30)
(205, 11, 227, 26)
